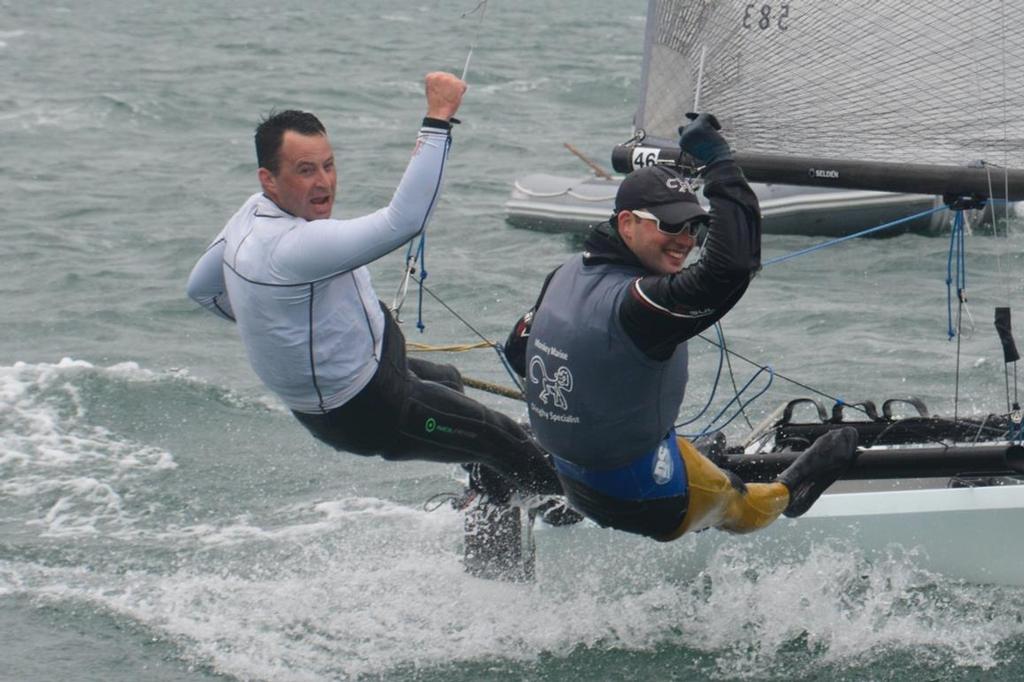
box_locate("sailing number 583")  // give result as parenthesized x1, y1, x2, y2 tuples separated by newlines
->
(742, 3, 790, 31)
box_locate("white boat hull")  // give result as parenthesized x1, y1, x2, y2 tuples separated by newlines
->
(532, 481, 1024, 586)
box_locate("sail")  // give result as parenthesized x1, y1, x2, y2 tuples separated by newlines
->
(636, 1, 1024, 171)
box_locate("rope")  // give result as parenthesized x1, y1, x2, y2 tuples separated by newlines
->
(403, 324, 882, 426)
(681, 366, 775, 439)
(462, 376, 524, 400)
(389, 243, 416, 319)
(947, 210, 968, 422)
(423, 491, 459, 512)
(405, 340, 524, 399)
(403, 296, 884, 422)
(986, 166, 1013, 300)
(407, 341, 491, 352)
(390, 235, 427, 330)
(694, 330, 875, 421)
(985, 163, 1019, 417)
(1005, 361, 1014, 415)
(405, 275, 526, 394)
(762, 205, 948, 267)
(693, 45, 707, 111)
(675, 322, 727, 427)
(459, 0, 489, 82)
(397, 185, 1008, 436)
(563, 142, 614, 180)
(945, 210, 967, 340)
(719, 322, 755, 429)
(415, 234, 427, 332)
(511, 178, 617, 202)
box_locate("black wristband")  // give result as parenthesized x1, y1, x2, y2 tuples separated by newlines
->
(422, 117, 452, 130)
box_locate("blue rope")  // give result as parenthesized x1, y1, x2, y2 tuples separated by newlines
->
(414, 234, 427, 332)
(679, 205, 952, 432)
(682, 365, 775, 439)
(945, 210, 966, 339)
(676, 322, 727, 427)
(945, 215, 956, 338)
(495, 345, 527, 394)
(414, 200, 993, 428)
(763, 205, 948, 267)
(1008, 416, 1024, 443)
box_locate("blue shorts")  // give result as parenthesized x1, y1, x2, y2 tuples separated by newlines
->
(552, 430, 688, 500)
(551, 431, 690, 539)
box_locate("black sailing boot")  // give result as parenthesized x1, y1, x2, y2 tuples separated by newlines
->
(531, 497, 584, 526)
(776, 426, 860, 518)
(459, 464, 536, 582)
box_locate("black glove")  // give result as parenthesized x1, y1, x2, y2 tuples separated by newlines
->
(677, 112, 732, 165)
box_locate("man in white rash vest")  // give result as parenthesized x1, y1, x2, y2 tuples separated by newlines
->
(186, 72, 574, 537)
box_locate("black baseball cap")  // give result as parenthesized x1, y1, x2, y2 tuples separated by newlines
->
(614, 166, 708, 226)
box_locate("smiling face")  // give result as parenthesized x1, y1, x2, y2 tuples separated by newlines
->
(616, 210, 697, 275)
(257, 130, 336, 221)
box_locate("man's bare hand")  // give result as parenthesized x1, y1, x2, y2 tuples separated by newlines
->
(424, 72, 467, 121)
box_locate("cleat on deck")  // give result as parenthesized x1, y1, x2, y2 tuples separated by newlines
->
(776, 426, 859, 518)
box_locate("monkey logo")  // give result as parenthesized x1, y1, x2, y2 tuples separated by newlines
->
(528, 355, 574, 410)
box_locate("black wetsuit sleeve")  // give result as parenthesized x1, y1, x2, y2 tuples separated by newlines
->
(619, 161, 761, 361)
(504, 266, 561, 377)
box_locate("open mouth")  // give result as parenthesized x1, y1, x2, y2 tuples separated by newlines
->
(310, 196, 331, 206)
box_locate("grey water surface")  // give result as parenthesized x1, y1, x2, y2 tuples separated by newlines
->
(3, 1, 1024, 680)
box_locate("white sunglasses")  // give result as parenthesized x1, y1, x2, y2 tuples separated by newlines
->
(631, 209, 708, 240)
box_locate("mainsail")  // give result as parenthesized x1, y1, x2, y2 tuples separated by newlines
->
(629, 1, 1024, 199)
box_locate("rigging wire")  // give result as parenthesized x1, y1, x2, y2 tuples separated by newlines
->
(674, 322, 727, 427)
(395, 0, 1018, 436)
(680, 366, 774, 439)
(408, 274, 525, 395)
(405, 234, 1017, 449)
(405, 286, 884, 428)
(392, 1, 490, 327)
(675, 323, 759, 434)
(988, 2, 1020, 416)
(404, 200, 1001, 438)
(763, 205, 947, 267)
(400, 213, 937, 424)
(986, 168, 1014, 301)
(945, 209, 968, 342)
(460, 0, 489, 82)
(390, 236, 425, 325)
(1005, 361, 1014, 415)
(991, 0, 1020, 427)
(719, 323, 755, 429)
(676, 41, 766, 433)
(1001, 0, 1011, 237)
(692, 45, 707, 111)
(695, 330, 862, 417)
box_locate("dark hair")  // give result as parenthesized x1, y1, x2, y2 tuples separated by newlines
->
(254, 110, 327, 174)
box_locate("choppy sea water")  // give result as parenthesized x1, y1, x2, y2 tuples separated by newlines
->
(3, 1, 1024, 680)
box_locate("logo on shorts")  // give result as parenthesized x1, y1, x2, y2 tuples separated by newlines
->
(425, 417, 437, 433)
(652, 442, 673, 485)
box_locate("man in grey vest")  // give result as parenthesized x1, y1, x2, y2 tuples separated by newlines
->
(505, 114, 859, 540)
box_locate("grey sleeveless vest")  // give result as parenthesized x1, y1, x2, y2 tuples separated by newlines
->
(526, 254, 688, 469)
